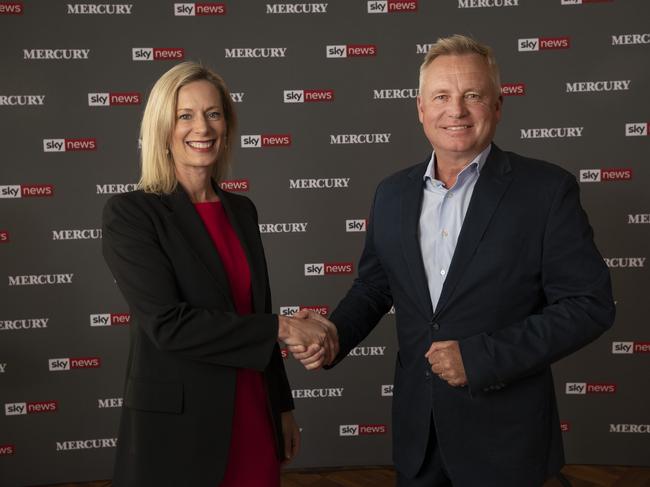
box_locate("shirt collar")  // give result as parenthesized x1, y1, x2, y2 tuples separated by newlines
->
(423, 144, 492, 183)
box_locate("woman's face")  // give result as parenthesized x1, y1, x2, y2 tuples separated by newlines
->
(170, 80, 227, 174)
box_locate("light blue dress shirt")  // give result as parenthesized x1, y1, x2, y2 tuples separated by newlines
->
(418, 145, 491, 313)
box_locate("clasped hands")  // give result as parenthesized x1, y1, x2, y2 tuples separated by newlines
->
(278, 310, 338, 370)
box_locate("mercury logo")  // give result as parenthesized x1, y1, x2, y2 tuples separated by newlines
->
(98, 397, 123, 408)
(518, 37, 570, 52)
(96, 183, 137, 194)
(5, 400, 58, 415)
(457, 0, 519, 6)
(289, 178, 350, 189)
(90, 313, 131, 326)
(520, 127, 583, 139)
(279, 305, 330, 316)
(241, 134, 291, 148)
(23, 49, 90, 60)
(224, 47, 287, 58)
(339, 424, 387, 436)
(416, 43, 434, 54)
(501, 83, 525, 96)
(0, 2, 23, 14)
(612, 341, 650, 354)
(283, 89, 334, 103)
(43, 138, 97, 152)
(48, 357, 101, 371)
(565, 382, 617, 394)
(609, 424, 650, 433)
(0, 363, 7, 373)
(0, 444, 15, 456)
(373, 88, 419, 100)
(259, 223, 308, 233)
(0, 318, 49, 331)
(66, 4, 133, 14)
(612, 33, 650, 45)
(625, 122, 648, 136)
(292, 388, 343, 399)
(561, 422, 570, 432)
(266, 2, 328, 13)
(0, 95, 45, 105)
(562, 0, 613, 4)
(381, 384, 393, 396)
(52, 229, 102, 240)
(346, 219, 367, 232)
(8, 274, 73, 286)
(219, 179, 249, 192)
(132, 47, 184, 61)
(579, 168, 632, 183)
(566, 80, 630, 92)
(326, 44, 377, 58)
(367, 0, 417, 13)
(304, 262, 353, 276)
(349, 346, 386, 356)
(174, 3, 226, 15)
(56, 438, 117, 451)
(330, 133, 391, 144)
(628, 214, 650, 224)
(0, 184, 54, 198)
(0, 230, 9, 242)
(604, 257, 646, 268)
(230, 92, 244, 103)
(88, 92, 141, 106)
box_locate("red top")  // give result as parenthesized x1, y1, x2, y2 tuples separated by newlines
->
(194, 201, 280, 487)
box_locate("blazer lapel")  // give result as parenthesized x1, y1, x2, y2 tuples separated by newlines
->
(217, 185, 268, 314)
(401, 159, 435, 320)
(161, 185, 233, 307)
(434, 144, 513, 317)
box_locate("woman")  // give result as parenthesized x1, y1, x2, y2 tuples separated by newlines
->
(102, 62, 334, 487)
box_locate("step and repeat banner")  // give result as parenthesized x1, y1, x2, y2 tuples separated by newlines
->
(1, 1, 648, 485)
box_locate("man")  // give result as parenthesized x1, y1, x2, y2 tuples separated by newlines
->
(292, 35, 615, 486)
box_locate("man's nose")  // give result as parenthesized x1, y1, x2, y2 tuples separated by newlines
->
(447, 96, 468, 118)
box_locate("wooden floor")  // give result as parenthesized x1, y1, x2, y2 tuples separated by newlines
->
(34, 466, 650, 487)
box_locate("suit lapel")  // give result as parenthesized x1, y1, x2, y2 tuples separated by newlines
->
(217, 185, 268, 314)
(401, 159, 435, 320)
(434, 144, 513, 317)
(161, 184, 233, 307)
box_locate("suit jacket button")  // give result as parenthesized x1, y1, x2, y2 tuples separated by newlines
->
(431, 322, 440, 331)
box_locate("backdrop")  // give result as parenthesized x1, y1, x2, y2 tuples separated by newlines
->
(1, 1, 649, 485)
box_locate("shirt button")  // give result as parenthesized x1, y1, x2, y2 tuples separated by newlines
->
(441, 229, 448, 238)
(425, 370, 431, 378)
(440, 269, 446, 276)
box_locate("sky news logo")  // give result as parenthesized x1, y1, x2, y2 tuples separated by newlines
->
(0, 2, 23, 14)
(43, 138, 97, 152)
(174, 2, 226, 15)
(579, 168, 632, 183)
(305, 262, 353, 276)
(219, 179, 249, 192)
(132, 48, 184, 61)
(612, 341, 650, 354)
(283, 89, 334, 103)
(326, 44, 377, 58)
(241, 134, 291, 148)
(381, 384, 393, 396)
(48, 357, 101, 371)
(625, 122, 649, 136)
(0, 95, 45, 106)
(367, 0, 417, 13)
(88, 92, 141, 106)
(5, 400, 58, 415)
(565, 382, 617, 394)
(501, 83, 525, 96)
(518, 37, 570, 51)
(0, 184, 54, 198)
(0, 444, 15, 456)
(279, 305, 330, 316)
(561, 422, 570, 432)
(0, 230, 9, 242)
(346, 219, 367, 232)
(339, 424, 388, 436)
(90, 313, 131, 327)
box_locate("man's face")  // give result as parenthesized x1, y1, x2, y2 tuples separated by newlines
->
(417, 53, 502, 165)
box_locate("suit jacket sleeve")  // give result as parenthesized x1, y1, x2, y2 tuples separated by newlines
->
(460, 173, 615, 394)
(102, 193, 280, 371)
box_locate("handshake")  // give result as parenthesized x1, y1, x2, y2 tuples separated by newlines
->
(277, 310, 339, 370)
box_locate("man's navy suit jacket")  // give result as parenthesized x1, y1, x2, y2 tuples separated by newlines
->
(330, 144, 615, 484)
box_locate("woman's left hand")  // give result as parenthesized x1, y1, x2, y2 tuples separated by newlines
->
(281, 411, 300, 464)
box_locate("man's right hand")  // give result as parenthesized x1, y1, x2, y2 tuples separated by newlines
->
(280, 310, 339, 370)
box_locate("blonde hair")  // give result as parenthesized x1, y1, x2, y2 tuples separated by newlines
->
(138, 61, 237, 194)
(419, 34, 501, 97)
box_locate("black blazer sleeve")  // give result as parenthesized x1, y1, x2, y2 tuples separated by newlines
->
(102, 192, 279, 371)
